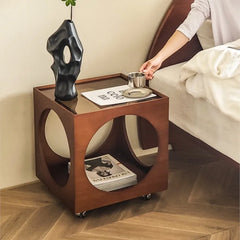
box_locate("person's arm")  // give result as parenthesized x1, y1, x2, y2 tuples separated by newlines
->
(140, 0, 210, 80)
(140, 30, 189, 79)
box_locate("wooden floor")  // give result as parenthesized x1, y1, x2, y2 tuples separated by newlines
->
(1, 147, 239, 240)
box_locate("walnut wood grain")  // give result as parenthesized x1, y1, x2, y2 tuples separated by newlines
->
(34, 74, 169, 214)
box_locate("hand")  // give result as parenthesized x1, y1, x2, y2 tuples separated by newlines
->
(139, 56, 163, 80)
(139, 31, 189, 79)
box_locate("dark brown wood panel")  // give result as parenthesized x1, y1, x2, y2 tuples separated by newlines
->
(34, 74, 169, 215)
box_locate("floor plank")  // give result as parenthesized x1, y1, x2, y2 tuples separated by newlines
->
(120, 212, 237, 235)
(84, 221, 205, 240)
(12, 204, 63, 240)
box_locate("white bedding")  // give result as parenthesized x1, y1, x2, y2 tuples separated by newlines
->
(180, 39, 240, 121)
(150, 63, 240, 163)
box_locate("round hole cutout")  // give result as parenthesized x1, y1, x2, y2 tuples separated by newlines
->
(63, 45, 71, 64)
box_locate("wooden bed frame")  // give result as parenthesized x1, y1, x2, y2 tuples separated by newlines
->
(138, 0, 237, 165)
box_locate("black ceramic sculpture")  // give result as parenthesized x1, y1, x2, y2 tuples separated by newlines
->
(47, 20, 83, 101)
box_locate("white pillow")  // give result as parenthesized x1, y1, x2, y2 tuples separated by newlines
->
(197, 19, 215, 49)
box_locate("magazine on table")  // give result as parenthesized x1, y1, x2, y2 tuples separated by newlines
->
(81, 85, 156, 106)
(68, 154, 137, 191)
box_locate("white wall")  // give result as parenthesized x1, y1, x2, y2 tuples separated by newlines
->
(0, 0, 171, 189)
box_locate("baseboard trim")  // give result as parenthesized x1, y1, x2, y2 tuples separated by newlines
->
(0, 179, 40, 191)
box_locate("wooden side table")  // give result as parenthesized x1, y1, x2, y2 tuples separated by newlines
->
(33, 73, 169, 215)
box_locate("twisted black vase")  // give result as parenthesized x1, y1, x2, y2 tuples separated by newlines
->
(47, 20, 83, 101)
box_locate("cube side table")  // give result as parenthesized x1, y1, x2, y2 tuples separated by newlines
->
(33, 73, 169, 215)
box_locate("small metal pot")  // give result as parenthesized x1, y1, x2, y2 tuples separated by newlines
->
(128, 72, 146, 88)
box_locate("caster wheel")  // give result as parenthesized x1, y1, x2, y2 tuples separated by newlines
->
(76, 211, 87, 218)
(143, 193, 152, 200)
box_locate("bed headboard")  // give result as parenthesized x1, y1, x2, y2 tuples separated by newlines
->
(139, 0, 202, 150)
(147, 0, 202, 68)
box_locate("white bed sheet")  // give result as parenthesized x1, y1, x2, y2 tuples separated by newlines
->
(150, 63, 240, 163)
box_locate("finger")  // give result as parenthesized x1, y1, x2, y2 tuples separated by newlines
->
(139, 62, 149, 72)
(144, 62, 153, 73)
(146, 70, 154, 80)
(145, 72, 152, 80)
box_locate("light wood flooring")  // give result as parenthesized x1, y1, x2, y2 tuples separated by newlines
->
(1, 147, 239, 240)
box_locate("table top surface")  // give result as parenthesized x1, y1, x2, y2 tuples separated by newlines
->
(37, 74, 163, 115)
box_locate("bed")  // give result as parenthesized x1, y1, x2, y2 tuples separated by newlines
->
(139, 0, 240, 164)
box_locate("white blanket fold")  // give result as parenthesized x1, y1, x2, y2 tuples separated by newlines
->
(180, 39, 240, 121)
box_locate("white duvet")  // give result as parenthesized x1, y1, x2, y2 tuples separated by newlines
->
(180, 39, 240, 121)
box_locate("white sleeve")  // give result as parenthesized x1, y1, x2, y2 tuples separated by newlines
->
(177, 0, 211, 40)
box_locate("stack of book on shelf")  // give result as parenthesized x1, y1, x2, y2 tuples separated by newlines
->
(68, 154, 137, 191)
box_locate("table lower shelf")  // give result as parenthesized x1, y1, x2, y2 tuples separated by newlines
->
(47, 152, 152, 192)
